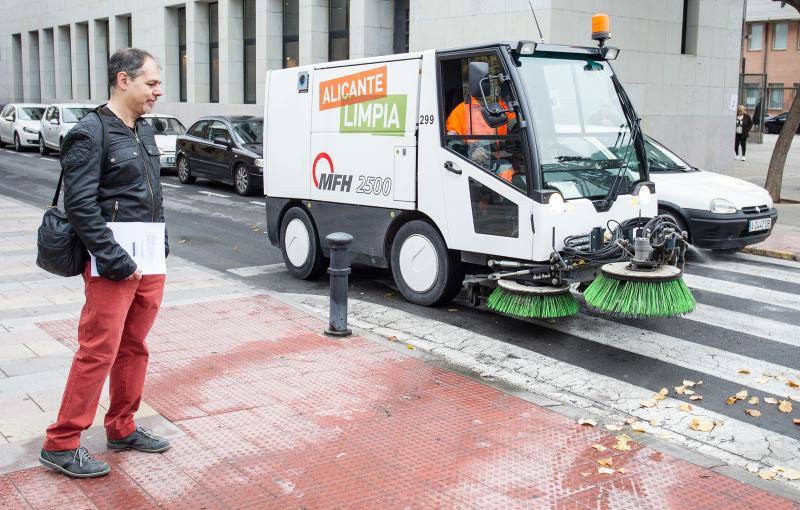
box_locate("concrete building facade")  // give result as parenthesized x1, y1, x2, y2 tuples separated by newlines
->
(0, 0, 744, 174)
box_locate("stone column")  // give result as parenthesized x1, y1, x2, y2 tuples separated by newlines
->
(22, 31, 41, 102)
(350, 0, 393, 59)
(219, 0, 244, 104)
(256, 0, 284, 105)
(187, 0, 210, 103)
(40, 28, 56, 102)
(71, 23, 90, 101)
(54, 25, 72, 100)
(299, 0, 328, 65)
(89, 20, 109, 102)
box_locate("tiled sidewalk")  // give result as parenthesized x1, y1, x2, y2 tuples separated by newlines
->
(1, 294, 797, 509)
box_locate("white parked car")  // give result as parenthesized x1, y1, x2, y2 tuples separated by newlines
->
(142, 114, 186, 170)
(645, 136, 777, 252)
(0, 103, 46, 151)
(39, 104, 96, 155)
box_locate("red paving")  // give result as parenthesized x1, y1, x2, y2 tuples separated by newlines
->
(2, 294, 797, 509)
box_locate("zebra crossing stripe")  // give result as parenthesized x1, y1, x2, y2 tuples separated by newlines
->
(683, 273, 800, 312)
(691, 258, 800, 286)
(732, 252, 800, 270)
(686, 303, 800, 348)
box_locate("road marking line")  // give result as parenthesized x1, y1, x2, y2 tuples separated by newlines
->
(689, 259, 800, 285)
(683, 273, 800, 312)
(686, 303, 800, 347)
(161, 183, 182, 188)
(19, 153, 33, 158)
(731, 252, 800, 270)
(198, 191, 230, 198)
(249, 201, 263, 206)
(225, 263, 286, 277)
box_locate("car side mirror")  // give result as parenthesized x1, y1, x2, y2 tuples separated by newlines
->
(213, 136, 232, 148)
(50, 118, 59, 125)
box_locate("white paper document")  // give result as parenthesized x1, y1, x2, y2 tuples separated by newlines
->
(90, 222, 167, 276)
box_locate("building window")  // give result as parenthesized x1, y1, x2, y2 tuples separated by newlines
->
(768, 84, 784, 110)
(744, 85, 759, 108)
(244, 0, 256, 103)
(748, 23, 763, 51)
(178, 6, 187, 102)
(127, 16, 132, 47)
(283, 0, 298, 68)
(329, 0, 349, 62)
(209, 2, 219, 103)
(680, 0, 699, 55)
(393, 0, 409, 53)
(773, 22, 788, 50)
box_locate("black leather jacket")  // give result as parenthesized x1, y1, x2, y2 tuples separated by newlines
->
(62, 106, 168, 281)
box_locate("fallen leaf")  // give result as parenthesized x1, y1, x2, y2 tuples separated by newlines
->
(679, 403, 693, 412)
(764, 397, 779, 404)
(683, 380, 696, 387)
(597, 457, 613, 467)
(615, 434, 631, 442)
(617, 468, 627, 474)
(659, 387, 669, 396)
(778, 400, 793, 413)
(690, 418, 714, 432)
(736, 390, 749, 400)
(578, 419, 598, 427)
(447, 308, 459, 312)
(690, 395, 703, 401)
(788, 380, 799, 389)
(748, 466, 759, 473)
(738, 369, 751, 375)
(581, 471, 592, 477)
(683, 389, 695, 395)
(793, 419, 800, 425)
(748, 397, 759, 405)
(649, 419, 660, 427)
(640, 400, 657, 408)
(604, 424, 623, 431)
(624, 417, 636, 425)
(613, 443, 632, 451)
(758, 469, 776, 480)
(779, 468, 800, 481)
(387, 335, 398, 342)
(725, 396, 738, 405)
(384, 292, 394, 298)
(597, 467, 615, 475)
(631, 422, 647, 433)
(653, 393, 666, 402)
(754, 377, 768, 384)
(674, 386, 685, 395)
(745, 409, 762, 417)
(713, 419, 725, 427)
(406, 344, 414, 350)
(591, 444, 607, 452)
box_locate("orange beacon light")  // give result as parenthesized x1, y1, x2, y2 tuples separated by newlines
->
(592, 13, 611, 45)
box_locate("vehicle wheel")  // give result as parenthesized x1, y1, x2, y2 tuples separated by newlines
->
(177, 155, 196, 184)
(233, 164, 254, 196)
(658, 209, 689, 241)
(280, 206, 325, 280)
(39, 136, 49, 156)
(14, 133, 22, 152)
(390, 220, 463, 307)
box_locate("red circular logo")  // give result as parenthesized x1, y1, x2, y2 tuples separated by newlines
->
(312, 152, 334, 188)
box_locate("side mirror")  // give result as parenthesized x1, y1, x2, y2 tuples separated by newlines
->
(50, 118, 59, 125)
(468, 61, 508, 129)
(213, 136, 231, 148)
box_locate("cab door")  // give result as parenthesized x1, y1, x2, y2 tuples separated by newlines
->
(435, 49, 534, 261)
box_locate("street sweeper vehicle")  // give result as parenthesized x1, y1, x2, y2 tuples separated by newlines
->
(262, 14, 695, 319)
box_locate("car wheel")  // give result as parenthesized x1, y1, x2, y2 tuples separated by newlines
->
(659, 209, 690, 241)
(39, 136, 49, 156)
(14, 133, 22, 152)
(280, 206, 326, 280)
(390, 220, 463, 307)
(233, 164, 254, 196)
(177, 155, 196, 184)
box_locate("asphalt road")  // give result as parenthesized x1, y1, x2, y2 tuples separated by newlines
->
(1, 147, 798, 448)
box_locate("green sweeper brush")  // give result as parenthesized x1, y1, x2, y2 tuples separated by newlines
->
(583, 218, 696, 318)
(486, 280, 579, 319)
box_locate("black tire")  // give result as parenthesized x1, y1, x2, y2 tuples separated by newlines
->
(390, 220, 463, 307)
(233, 164, 254, 196)
(39, 135, 49, 156)
(280, 206, 325, 280)
(658, 209, 689, 241)
(14, 133, 22, 152)
(177, 155, 196, 184)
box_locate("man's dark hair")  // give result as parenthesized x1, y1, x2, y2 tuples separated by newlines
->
(108, 48, 155, 89)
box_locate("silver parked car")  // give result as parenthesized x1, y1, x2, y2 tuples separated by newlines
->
(39, 104, 96, 155)
(0, 103, 46, 151)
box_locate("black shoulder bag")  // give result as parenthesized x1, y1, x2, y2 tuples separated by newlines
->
(36, 111, 107, 277)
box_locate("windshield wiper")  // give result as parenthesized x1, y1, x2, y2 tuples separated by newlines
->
(600, 75, 641, 209)
(554, 155, 592, 162)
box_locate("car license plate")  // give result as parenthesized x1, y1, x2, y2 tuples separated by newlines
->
(164, 157, 175, 165)
(748, 218, 771, 232)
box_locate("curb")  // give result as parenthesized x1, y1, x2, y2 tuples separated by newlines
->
(741, 246, 799, 261)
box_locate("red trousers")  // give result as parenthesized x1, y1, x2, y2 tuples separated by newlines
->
(44, 264, 165, 451)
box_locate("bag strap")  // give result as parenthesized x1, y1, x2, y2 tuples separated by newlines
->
(51, 108, 108, 208)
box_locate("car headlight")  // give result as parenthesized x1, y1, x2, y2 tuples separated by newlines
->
(22, 127, 38, 134)
(710, 198, 737, 214)
(255, 158, 264, 168)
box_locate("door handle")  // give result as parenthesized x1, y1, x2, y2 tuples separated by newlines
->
(444, 161, 462, 175)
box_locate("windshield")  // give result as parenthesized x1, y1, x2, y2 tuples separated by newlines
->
(231, 120, 263, 144)
(645, 138, 689, 172)
(18, 107, 45, 121)
(516, 54, 645, 200)
(61, 108, 93, 123)
(143, 117, 186, 135)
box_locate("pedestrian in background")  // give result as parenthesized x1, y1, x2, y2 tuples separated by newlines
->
(39, 48, 171, 478)
(735, 104, 753, 162)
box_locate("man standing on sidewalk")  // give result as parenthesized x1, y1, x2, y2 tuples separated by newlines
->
(39, 48, 171, 478)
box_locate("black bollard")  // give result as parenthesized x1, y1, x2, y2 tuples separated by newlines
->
(324, 232, 353, 337)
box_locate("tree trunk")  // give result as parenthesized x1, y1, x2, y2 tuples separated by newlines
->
(764, 0, 800, 203)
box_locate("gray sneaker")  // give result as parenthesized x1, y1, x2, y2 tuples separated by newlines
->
(107, 426, 171, 453)
(39, 447, 111, 478)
